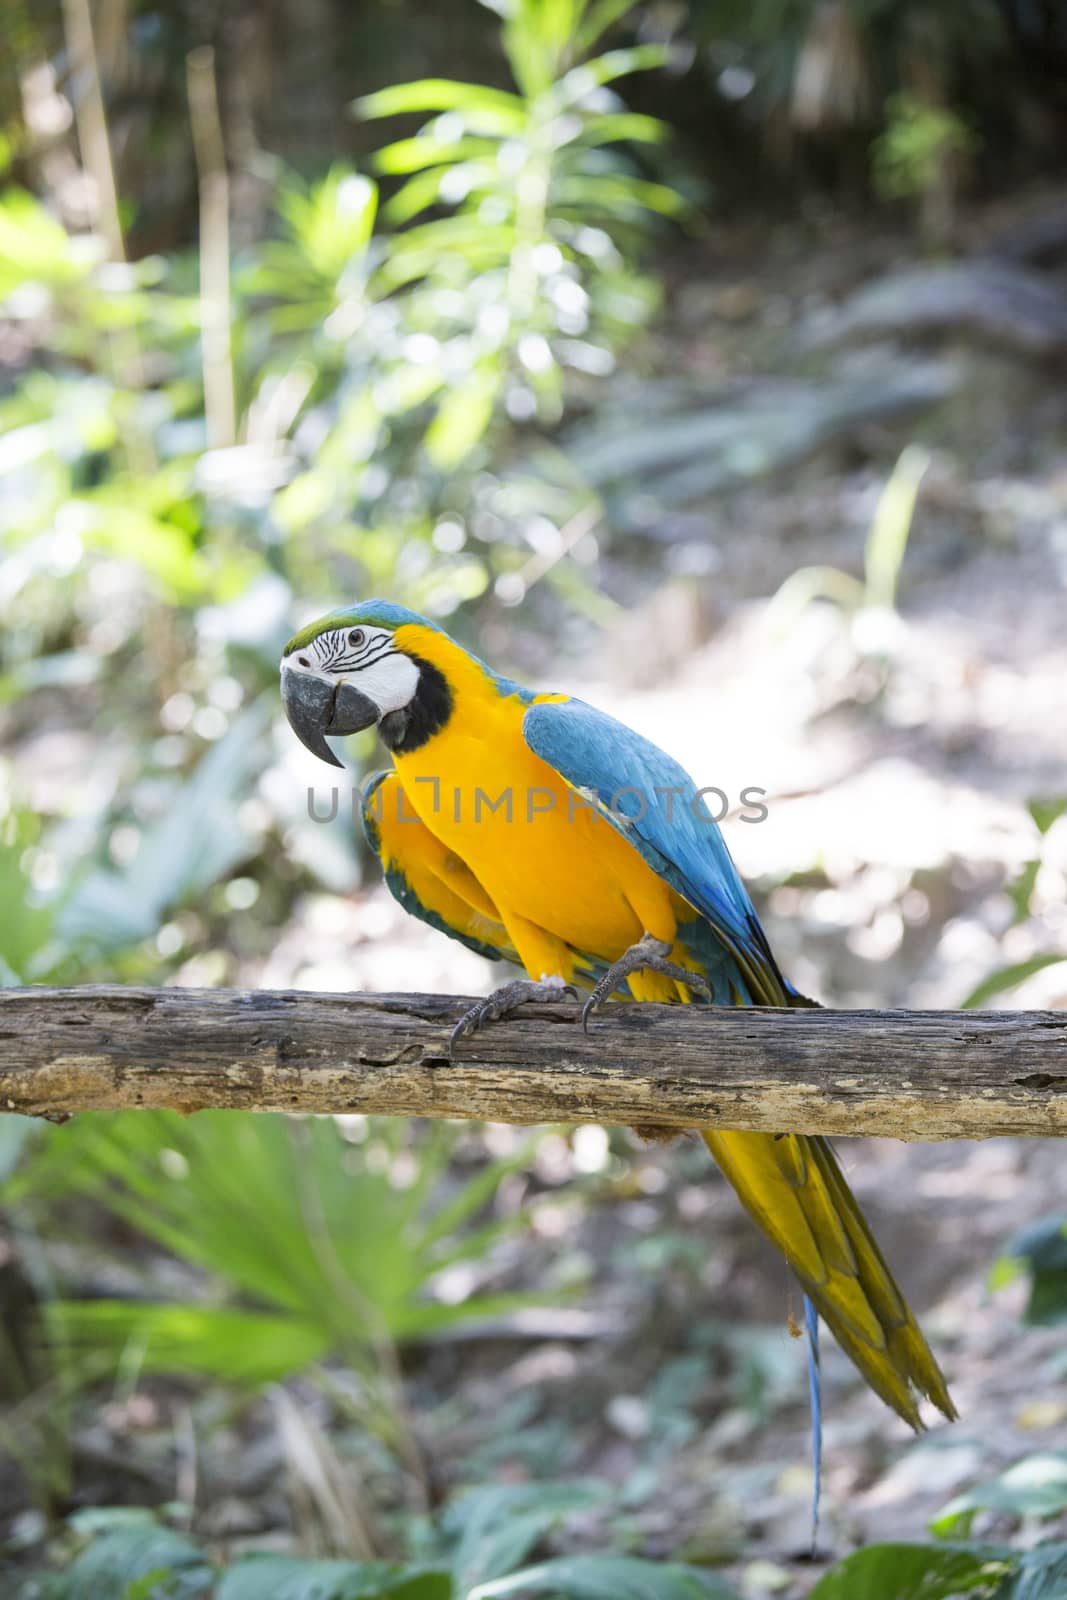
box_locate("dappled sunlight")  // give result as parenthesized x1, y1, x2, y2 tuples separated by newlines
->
(4, 0, 1067, 1594)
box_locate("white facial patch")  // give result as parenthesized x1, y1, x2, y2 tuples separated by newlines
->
(282, 624, 420, 715)
(354, 650, 420, 714)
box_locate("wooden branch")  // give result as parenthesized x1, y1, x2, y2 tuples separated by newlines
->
(1, 987, 1066, 1140)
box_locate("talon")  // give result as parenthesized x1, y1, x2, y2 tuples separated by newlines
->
(449, 978, 577, 1055)
(579, 934, 712, 1032)
(580, 987, 610, 1034)
(448, 1008, 482, 1054)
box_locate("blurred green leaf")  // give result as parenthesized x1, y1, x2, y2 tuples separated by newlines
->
(572, 0, 640, 56)
(933, 1454, 1067, 1537)
(447, 1481, 609, 1593)
(873, 93, 977, 203)
(551, 44, 670, 106)
(55, 1302, 331, 1386)
(33, 1517, 213, 1600)
(863, 444, 929, 611)
(1029, 798, 1067, 837)
(960, 956, 1067, 1010)
(471, 1555, 738, 1599)
(0, 806, 54, 981)
(1000, 1544, 1067, 1598)
(215, 1557, 451, 1600)
(580, 111, 669, 146)
(373, 135, 497, 176)
(28, 1110, 547, 1383)
(0, 1115, 40, 1182)
(58, 700, 270, 954)
(277, 168, 379, 278)
(0, 187, 96, 299)
(554, 173, 690, 219)
(999, 1216, 1067, 1327)
(1009, 860, 1041, 926)
(425, 371, 501, 469)
(355, 80, 525, 132)
(807, 1542, 1013, 1599)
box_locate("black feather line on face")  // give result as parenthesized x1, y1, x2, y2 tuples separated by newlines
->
(379, 656, 452, 754)
(331, 640, 394, 674)
(315, 629, 393, 676)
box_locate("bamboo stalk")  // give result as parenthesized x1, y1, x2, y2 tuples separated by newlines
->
(187, 45, 236, 449)
(61, 0, 124, 261)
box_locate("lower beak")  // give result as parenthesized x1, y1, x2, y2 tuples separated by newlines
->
(281, 668, 379, 767)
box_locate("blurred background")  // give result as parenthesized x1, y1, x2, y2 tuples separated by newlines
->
(2, 0, 1067, 1594)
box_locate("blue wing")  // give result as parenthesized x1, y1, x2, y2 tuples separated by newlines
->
(522, 696, 801, 1006)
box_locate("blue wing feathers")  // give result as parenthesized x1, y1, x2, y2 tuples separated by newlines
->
(522, 697, 791, 1004)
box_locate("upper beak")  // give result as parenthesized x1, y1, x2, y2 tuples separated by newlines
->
(281, 667, 379, 767)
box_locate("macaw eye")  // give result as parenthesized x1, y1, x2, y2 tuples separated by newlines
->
(298, 655, 310, 668)
(348, 628, 366, 648)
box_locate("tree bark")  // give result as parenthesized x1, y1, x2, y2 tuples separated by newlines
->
(1, 987, 1066, 1139)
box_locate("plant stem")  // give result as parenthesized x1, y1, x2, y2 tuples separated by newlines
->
(187, 45, 237, 451)
(61, 0, 124, 262)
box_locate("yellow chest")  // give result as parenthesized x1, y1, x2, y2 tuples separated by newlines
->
(391, 689, 677, 957)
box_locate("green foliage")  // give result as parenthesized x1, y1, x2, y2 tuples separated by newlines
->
(23, 1493, 738, 1600)
(32, 1493, 1067, 1600)
(767, 443, 930, 639)
(245, 168, 381, 333)
(254, 0, 681, 603)
(215, 1560, 451, 1600)
(29, 1512, 214, 1600)
(354, 0, 681, 468)
(444, 1482, 609, 1593)
(933, 1452, 1067, 1538)
(993, 1216, 1067, 1329)
(872, 93, 976, 202)
(56, 700, 272, 957)
(1028, 799, 1067, 838)
(807, 1541, 1015, 1599)
(12, 1111, 544, 1386)
(0, 186, 97, 298)
(0, 698, 285, 991)
(468, 1555, 736, 1598)
(0, 0, 686, 1497)
(0, 804, 57, 983)
(961, 796, 1067, 1007)
(960, 955, 1067, 1011)
(861, 443, 930, 612)
(684, 0, 1010, 164)
(0, 0, 684, 1009)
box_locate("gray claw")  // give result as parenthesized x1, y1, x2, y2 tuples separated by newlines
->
(450, 979, 578, 1056)
(580, 935, 712, 1033)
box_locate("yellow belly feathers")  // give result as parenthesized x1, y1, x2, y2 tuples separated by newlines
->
(387, 623, 692, 994)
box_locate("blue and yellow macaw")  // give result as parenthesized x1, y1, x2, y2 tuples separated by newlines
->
(280, 599, 955, 1434)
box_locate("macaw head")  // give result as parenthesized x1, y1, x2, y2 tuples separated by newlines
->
(280, 600, 452, 766)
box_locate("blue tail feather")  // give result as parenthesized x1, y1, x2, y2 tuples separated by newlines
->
(804, 1294, 822, 1555)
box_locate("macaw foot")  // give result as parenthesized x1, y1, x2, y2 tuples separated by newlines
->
(450, 976, 578, 1054)
(580, 934, 712, 1033)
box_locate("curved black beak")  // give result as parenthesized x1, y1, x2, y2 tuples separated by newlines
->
(281, 668, 379, 768)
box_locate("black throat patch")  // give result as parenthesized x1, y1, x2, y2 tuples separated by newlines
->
(379, 656, 453, 753)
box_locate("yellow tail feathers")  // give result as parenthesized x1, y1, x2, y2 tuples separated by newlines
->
(702, 1129, 956, 1429)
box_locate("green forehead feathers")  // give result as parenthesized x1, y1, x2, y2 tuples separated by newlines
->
(282, 600, 436, 657)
